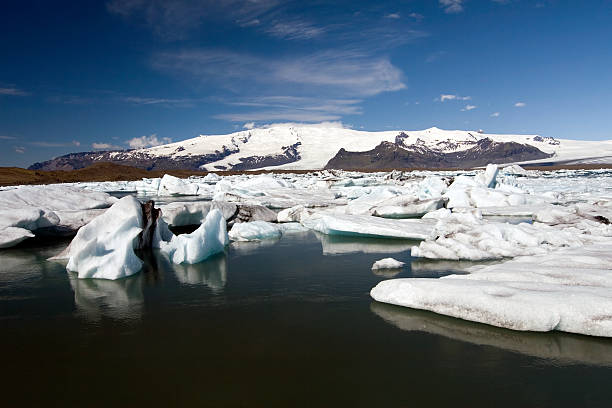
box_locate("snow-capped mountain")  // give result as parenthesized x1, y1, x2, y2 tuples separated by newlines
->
(29, 125, 612, 171)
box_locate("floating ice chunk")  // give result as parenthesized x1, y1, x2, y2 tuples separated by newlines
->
(372, 258, 405, 270)
(135, 177, 161, 195)
(371, 244, 612, 337)
(158, 174, 199, 196)
(229, 221, 282, 242)
(202, 173, 221, 183)
(0, 185, 117, 212)
(277, 205, 312, 223)
(210, 201, 238, 220)
(301, 213, 436, 240)
(422, 208, 452, 219)
(501, 164, 529, 175)
(0, 227, 35, 248)
(474, 164, 499, 188)
(417, 176, 448, 199)
(372, 196, 446, 218)
(0, 208, 59, 231)
(64, 196, 144, 280)
(160, 209, 228, 264)
(233, 175, 292, 191)
(228, 221, 307, 241)
(410, 209, 587, 261)
(159, 202, 211, 226)
(54, 209, 107, 231)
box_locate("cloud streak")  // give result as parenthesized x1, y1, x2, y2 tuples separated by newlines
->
(0, 87, 29, 96)
(216, 96, 363, 123)
(439, 0, 464, 14)
(154, 49, 405, 97)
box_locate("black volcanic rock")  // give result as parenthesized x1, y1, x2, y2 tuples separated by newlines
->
(324, 138, 553, 170)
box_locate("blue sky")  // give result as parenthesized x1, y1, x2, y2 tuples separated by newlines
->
(1, 0, 612, 167)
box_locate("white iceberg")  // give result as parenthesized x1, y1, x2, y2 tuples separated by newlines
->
(372, 258, 405, 270)
(372, 243, 612, 337)
(301, 213, 436, 240)
(63, 196, 145, 280)
(229, 221, 307, 242)
(158, 174, 199, 196)
(160, 209, 228, 264)
(159, 201, 211, 226)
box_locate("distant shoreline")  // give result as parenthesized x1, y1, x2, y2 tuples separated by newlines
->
(1, 162, 611, 187)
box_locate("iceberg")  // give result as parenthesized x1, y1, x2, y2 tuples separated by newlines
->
(229, 220, 283, 242)
(371, 258, 405, 270)
(160, 209, 229, 264)
(371, 244, 612, 337)
(0, 185, 117, 248)
(229, 221, 308, 242)
(158, 174, 199, 196)
(159, 201, 211, 226)
(63, 196, 145, 280)
(0, 227, 35, 248)
(301, 213, 436, 240)
(410, 210, 585, 261)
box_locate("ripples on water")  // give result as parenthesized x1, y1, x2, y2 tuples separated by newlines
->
(1, 231, 612, 407)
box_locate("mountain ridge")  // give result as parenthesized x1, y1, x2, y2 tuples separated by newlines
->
(29, 126, 612, 171)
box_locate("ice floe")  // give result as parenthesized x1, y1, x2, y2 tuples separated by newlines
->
(301, 213, 436, 240)
(61, 196, 145, 280)
(160, 209, 228, 264)
(372, 258, 405, 270)
(229, 221, 308, 242)
(372, 244, 612, 337)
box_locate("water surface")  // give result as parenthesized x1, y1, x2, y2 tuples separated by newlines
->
(2, 232, 612, 407)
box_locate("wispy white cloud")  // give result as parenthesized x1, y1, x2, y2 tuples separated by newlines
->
(0, 135, 16, 140)
(514, 102, 526, 107)
(15, 146, 25, 154)
(215, 111, 342, 123)
(409, 12, 424, 20)
(264, 20, 325, 40)
(439, 0, 464, 14)
(243, 122, 256, 130)
(122, 96, 198, 107)
(92, 142, 121, 150)
(385, 13, 400, 19)
(127, 134, 172, 149)
(439, 94, 471, 102)
(107, 0, 280, 40)
(217, 96, 363, 123)
(490, 112, 500, 117)
(154, 49, 405, 97)
(28, 140, 81, 148)
(426, 51, 446, 63)
(461, 104, 477, 111)
(0, 87, 29, 96)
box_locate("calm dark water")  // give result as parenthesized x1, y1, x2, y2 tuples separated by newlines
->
(1, 231, 612, 407)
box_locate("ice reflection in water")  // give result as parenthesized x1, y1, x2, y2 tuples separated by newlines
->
(371, 302, 612, 367)
(316, 233, 416, 256)
(166, 253, 227, 291)
(69, 273, 144, 321)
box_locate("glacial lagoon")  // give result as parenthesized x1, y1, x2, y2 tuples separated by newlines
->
(2, 230, 612, 407)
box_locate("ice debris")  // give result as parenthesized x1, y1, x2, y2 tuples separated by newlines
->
(160, 209, 228, 264)
(62, 196, 145, 280)
(372, 258, 405, 270)
(371, 243, 612, 337)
